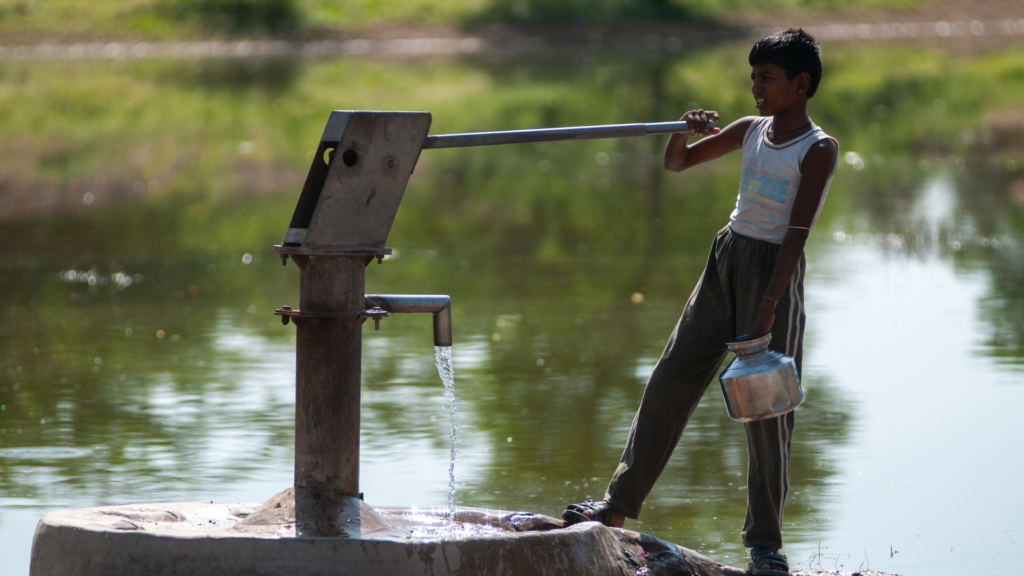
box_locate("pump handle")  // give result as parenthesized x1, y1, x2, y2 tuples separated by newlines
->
(423, 119, 715, 150)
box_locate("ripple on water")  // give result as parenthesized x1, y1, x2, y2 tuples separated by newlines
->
(390, 508, 510, 540)
(0, 446, 94, 460)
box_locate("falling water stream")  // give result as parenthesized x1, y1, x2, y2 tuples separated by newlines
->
(434, 345, 458, 527)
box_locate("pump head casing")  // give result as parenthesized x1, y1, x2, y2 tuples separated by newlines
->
(283, 111, 432, 252)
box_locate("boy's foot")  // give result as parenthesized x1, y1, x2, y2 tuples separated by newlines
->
(748, 546, 789, 575)
(561, 500, 625, 527)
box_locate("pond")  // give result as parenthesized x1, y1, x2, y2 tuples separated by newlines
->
(1, 41, 1023, 575)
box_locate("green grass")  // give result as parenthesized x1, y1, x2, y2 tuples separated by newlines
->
(1, 43, 1023, 264)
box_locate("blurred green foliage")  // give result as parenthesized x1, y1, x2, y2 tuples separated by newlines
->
(474, 0, 923, 25)
(158, 0, 302, 33)
(0, 0, 933, 37)
(1, 44, 1023, 264)
(477, 0, 696, 25)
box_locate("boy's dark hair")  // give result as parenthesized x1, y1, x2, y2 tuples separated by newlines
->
(749, 28, 822, 98)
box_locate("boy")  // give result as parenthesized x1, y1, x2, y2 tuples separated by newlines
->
(562, 29, 838, 576)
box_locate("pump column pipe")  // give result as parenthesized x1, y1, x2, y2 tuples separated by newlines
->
(290, 253, 368, 537)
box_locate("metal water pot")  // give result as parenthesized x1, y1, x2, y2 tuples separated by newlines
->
(719, 334, 803, 422)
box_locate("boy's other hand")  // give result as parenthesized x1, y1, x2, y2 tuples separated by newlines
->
(680, 109, 720, 137)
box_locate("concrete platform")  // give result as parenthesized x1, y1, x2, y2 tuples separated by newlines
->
(29, 490, 901, 576)
(29, 488, 743, 576)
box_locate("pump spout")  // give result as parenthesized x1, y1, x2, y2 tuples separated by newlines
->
(364, 294, 452, 347)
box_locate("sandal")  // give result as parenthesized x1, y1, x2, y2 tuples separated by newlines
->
(748, 546, 789, 575)
(562, 500, 617, 526)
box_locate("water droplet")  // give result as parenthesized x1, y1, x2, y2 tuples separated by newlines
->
(507, 437, 513, 443)
(242, 254, 252, 264)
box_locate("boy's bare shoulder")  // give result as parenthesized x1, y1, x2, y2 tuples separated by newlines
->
(801, 137, 839, 177)
(806, 137, 838, 161)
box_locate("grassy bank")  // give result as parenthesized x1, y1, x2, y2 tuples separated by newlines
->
(1, 43, 1023, 265)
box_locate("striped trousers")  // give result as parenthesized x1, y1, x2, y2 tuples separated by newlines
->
(604, 225, 805, 550)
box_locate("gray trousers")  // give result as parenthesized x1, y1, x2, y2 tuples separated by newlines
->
(604, 226, 805, 550)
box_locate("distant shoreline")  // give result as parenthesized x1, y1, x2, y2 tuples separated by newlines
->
(3, 13, 1024, 64)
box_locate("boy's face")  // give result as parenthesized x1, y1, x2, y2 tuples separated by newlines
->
(750, 62, 808, 117)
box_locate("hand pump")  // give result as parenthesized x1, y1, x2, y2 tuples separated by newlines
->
(275, 111, 710, 536)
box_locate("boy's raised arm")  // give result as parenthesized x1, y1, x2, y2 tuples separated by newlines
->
(663, 111, 756, 172)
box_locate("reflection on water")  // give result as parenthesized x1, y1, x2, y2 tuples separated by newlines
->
(1, 44, 1023, 576)
(0, 447, 94, 460)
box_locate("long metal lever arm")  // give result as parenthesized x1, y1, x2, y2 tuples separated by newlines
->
(423, 120, 711, 149)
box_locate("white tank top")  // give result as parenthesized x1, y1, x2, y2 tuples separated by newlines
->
(728, 116, 837, 243)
